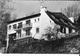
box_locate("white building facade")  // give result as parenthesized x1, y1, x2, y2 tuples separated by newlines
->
(6, 6, 77, 51)
(7, 6, 76, 44)
(7, 6, 57, 41)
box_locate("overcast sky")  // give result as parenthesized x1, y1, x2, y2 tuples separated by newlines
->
(10, 0, 79, 18)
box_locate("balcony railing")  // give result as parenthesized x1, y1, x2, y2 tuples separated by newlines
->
(13, 23, 32, 31)
(14, 33, 32, 40)
(23, 24, 32, 28)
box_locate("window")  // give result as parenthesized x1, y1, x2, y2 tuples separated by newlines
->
(13, 24, 17, 29)
(36, 28, 39, 33)
(50, 20, 51, 23)
(9, 25, 11, 30)
(38, 18, 39, 21)
(17, 29, 21, 38)
(26, 20, 30, 24)
(35, 19, 36, 22)
(26, 30, 30, 35)
(18, 22, 22, 28)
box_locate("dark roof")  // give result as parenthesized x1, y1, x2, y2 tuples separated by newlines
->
(46, 11, 78, 30)
(8, 13, 41, 24)
(77, 16, 80, 26)
(8, 10, 78, 30)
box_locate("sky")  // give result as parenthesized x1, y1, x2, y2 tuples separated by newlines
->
(10, 0, 79, 18)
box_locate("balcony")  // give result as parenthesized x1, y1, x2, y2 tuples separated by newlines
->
(13, 23, 32, 31)
(23, 23, 32, 28)
(23, 24, 32, 30)
(14, 33, 32, 40)
(21, 33, 32, 38)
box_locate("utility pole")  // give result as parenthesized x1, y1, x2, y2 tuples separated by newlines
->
(6, 25, 9, 52)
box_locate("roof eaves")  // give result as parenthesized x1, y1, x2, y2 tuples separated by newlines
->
(46, 11, 77, 30)
(7, 13, 41, 24)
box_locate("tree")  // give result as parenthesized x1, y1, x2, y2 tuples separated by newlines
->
(0, 0, 12, 47)
(62, 3, 80, 21)
(61, 3, 80, 32)
(43, 25, 60, 40)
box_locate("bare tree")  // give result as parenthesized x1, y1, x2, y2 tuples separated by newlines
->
(61, 3, 80, 33)
(0, 0, 14, 47)
(43, 25, 60, 40)
(62, 3, 80, 21)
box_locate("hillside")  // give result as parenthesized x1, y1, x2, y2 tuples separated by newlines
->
(7, 35, 80, 53)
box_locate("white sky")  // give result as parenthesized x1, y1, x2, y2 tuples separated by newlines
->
(10, 0, 79, 18)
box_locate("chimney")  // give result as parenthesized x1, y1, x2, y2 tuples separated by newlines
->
(40, 6, 47, 13)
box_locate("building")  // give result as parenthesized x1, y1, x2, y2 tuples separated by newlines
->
(7, 6, 77, 42)
(6, 6, 77, 51)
